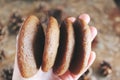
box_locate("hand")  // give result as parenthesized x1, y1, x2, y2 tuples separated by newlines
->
(12, 14, 97, 80)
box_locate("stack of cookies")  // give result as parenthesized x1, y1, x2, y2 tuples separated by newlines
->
(17, 15, 91, 78)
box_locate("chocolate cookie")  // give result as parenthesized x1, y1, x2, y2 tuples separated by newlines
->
(53, 18, 75, 76)
(17, 15, 45, 78)
(42, 17, 60, 72)
(69, 18, 91, 75)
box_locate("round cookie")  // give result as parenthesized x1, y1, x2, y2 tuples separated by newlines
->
(53, 18, 75, 76)
(42, 16, 60, 72)
(17, 15, 45, 78)
(69, 18, 91, 75)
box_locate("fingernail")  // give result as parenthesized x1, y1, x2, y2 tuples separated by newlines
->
(68, 17, 76, 22)
(90, 27, 97, 41)
(79, 14, 90, 24)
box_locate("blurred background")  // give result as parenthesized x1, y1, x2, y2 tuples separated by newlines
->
(0, 0, 120, 80)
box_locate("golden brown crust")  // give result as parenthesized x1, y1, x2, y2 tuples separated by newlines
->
(17, 15, 45, 78)
(42, 17, 60, 72)
(53, 18, 75, 76)
(69, 18, 91, 75)
(17, 15, 91, 77)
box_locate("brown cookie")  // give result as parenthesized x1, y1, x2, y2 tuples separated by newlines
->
(42, 17, 60, 72)
(53, 18, 75, 76)
(17, 15, 45, 78)
(69, 18, 91, 75)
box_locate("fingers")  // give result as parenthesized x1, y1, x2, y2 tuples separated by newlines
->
(68, 14, 90, 24)
(90, 26, 97, 41)
(59, 51, 96, 80)
(79, 14, 97, 41)
(79, 14, 90, 24)
(87, 51, 96, 67)
(68, 14, 97, 42)
(68, 17, 76, 22)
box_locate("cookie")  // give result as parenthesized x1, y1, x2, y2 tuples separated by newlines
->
(17, 15, 45, 78)
(69, 18, 91, 75)
(53, 18, 75, 76)
(42, 17, 60, 72)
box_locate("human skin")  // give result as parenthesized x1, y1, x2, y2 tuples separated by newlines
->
(12, 14, 97, 80)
